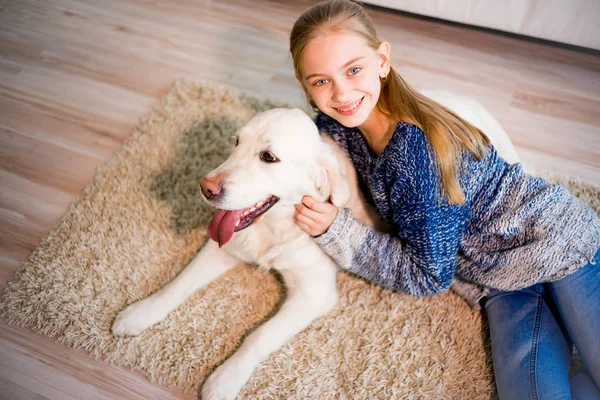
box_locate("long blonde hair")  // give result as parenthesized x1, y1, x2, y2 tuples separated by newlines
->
(290, 0, 490, 204)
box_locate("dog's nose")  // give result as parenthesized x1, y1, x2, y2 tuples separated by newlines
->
(200, 176, 222, 200)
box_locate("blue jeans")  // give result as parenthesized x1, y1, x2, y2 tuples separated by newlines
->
(483, 248, 600, 400)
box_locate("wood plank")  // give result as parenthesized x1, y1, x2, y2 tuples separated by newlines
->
(0, 321, 194, 400)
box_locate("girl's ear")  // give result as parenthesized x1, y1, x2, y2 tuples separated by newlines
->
(377, 41, 391, 78)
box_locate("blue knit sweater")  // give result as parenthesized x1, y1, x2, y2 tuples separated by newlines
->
(314, 113, 600, 308)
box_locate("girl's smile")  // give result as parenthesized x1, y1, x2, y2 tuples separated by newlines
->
(298, 31, 398, 154)
(299, 32, 385, 129)
(298, 31, 394, 153)
(332, 96, 364, 116)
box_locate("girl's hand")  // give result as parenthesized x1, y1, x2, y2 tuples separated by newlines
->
(294, 195, 339, 237)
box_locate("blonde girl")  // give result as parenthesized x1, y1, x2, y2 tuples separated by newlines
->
(290, 1, 600, 398)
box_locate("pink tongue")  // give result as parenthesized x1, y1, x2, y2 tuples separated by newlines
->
(208, 209, 245, 247)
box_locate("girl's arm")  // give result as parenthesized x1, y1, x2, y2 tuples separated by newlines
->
(315, 197, 468, 297)
(312, 113, 470, 296)
(319, 129, 469, 296)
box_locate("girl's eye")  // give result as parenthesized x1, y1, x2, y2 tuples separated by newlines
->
(313, 79, 328, 87)
(260, 151, 280, 163)
(348, 66, 361, 75)
(233, 136, 239, 147)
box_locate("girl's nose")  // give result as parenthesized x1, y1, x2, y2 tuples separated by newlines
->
(332, 81, 351, 103)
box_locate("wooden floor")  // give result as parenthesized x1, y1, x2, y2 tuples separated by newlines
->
(1, 0, 599, 398)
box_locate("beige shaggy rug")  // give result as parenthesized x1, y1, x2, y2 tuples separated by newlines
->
(1, 78, 598, 399)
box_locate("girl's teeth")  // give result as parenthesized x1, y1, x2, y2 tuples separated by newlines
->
(337, 99, 361, 111)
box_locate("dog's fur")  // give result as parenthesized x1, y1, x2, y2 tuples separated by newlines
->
(112, 91, 519, 400)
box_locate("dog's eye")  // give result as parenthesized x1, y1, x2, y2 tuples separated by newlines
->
(260, 151, 279, 163)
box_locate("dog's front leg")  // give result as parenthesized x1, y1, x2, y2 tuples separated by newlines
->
(201, 265, 338, 400)
(112, 239, 239, 336)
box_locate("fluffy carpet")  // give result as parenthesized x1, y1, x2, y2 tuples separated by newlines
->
(1, 78, 598, 399)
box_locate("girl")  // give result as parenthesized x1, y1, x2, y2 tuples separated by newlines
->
(290, 1, 600, 398)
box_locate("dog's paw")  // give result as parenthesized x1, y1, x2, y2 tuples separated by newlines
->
(111, 299, 165, 337)
(201, 360, 251, 400)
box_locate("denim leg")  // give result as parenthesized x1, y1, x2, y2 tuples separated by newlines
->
(484, 285, 573, 400)
(571, 370, 600, 400)
(548, 250, 600, 394)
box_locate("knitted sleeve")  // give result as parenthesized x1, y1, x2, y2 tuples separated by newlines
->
(315, 126, 470, 296)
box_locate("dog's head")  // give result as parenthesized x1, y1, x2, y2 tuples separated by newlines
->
(201, 108, 350, 247)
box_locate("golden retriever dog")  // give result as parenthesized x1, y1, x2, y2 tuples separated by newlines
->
(112, 91, 519, 400)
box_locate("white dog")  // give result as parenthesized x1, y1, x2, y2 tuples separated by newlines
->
(112, 91, 519, 400)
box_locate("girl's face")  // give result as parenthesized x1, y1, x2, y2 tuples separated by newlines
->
(298, 31, 390, 128)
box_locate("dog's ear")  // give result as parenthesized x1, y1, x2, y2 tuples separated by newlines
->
(315, 144, 351, 208)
